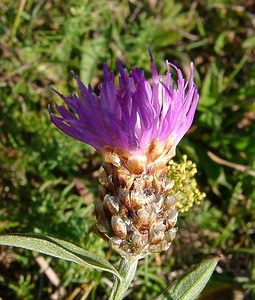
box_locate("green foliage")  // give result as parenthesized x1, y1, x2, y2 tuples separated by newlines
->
(8, 274, 35, 300)
(0, 234, 121, 279)
(157, 256, 220, 300)
(0, 0, 254, 299)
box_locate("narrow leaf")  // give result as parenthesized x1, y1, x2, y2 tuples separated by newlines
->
(157, 256, 220, 300)
(0, 234, 121, 280)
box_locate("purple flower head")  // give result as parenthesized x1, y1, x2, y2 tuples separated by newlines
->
(49, 49, 199, 165)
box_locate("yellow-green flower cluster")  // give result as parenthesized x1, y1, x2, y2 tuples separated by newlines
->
(167, 155, 206, 213)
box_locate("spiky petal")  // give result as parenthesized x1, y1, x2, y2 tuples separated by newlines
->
(49, 49, 199, 161)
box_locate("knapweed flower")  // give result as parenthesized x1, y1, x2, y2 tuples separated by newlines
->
(49, 49, 199, 257)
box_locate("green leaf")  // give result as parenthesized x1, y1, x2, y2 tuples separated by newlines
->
(214, 32, 227, 55)
(242, 35, 255, 49)
(80, 37, 106, 85)
(0, 234, 121, 280)
(157, 256, 220, 300)
(199, 69, 217, 109)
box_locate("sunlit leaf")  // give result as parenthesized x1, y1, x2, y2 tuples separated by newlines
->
(157, 256, 220, 300)
(0, 234, 121, 280)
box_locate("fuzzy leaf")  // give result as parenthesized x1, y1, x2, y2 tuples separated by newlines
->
(0, 234, 121, 280)
(157, 256, 220, 300)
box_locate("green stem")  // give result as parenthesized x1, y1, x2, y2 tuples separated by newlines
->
(110, 256, 139, 300)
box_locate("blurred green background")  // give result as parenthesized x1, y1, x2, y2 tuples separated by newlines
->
(0, 0, 254, 299)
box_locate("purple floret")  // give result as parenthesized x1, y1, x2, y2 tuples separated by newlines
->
(49, 49, 199, 155)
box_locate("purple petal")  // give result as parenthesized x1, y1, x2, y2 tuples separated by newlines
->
(49, 52, 199, 157)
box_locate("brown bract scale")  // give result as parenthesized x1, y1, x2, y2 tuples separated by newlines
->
(95, 138, 178, 258)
